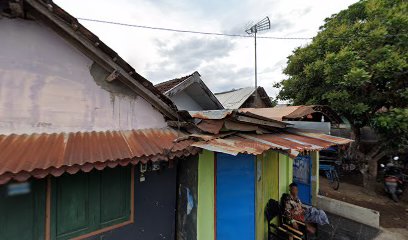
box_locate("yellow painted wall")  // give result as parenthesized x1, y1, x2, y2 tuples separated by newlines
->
(278, 153, 293, 197)
(255, 151, 280, 240)
(197, 150, 215, 240)
(311, 151, 320, 206)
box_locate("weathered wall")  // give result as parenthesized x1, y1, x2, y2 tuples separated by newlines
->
(90, 163, 178, 240)
(171, 91, 203, 111)
(176, 156, 198, 240)
(0, 19, 166, 135)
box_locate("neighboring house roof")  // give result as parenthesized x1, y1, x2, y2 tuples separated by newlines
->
(10, 0, 177, 119)
(241, 105, 343, 123)
(0, 128, 198, 184)
(215, 86, 273, 109)
(155, 73, 194, 94)
(155, 71, 224, 110)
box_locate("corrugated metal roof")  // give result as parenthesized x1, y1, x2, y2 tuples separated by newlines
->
(197, 120, 225, 134)
(0, 128, 198, 184)
(242, 106, 343, 124)
(192, 135, 272, 156)
(240, 107, 302, 121)
(190, 131, 352, 158)
(215, 87, 256, 109)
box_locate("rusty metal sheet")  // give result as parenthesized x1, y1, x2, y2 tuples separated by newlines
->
(239, 107, 301, 121)
(238, 109, 290, 127)
(224, 120, 260, 132)
(192, 135, 272, 156)
(287, 129, 353, 145)
(197, 119, 225, 134)
(188, 110, 234, 120)
(191, 131, 352, 157)
(0, 128, 196, 184)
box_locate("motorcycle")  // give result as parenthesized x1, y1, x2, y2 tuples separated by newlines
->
(380, 157, 406, 202)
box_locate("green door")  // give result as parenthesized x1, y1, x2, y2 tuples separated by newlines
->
(0, 180, 46, 240)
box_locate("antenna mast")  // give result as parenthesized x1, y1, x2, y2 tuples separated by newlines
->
(245, 17, 270, 89)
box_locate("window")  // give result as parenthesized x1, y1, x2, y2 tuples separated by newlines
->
(51, 167, 132, 240)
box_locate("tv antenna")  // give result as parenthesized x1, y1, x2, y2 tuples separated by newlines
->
(245, 17, 270, 89)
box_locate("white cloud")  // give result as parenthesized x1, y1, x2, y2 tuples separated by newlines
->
(54, 0, 358, 98)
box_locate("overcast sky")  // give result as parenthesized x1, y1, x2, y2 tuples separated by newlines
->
(54, 0, 357, 97)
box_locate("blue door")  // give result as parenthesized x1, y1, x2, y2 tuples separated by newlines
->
(216, 153, 255, 240)
(293, 155, 312, 205)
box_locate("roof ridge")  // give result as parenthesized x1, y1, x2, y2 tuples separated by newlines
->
(214, 86, 255, 95)
(155, 71, 197, 93)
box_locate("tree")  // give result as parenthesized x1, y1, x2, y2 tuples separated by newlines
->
(276, 0, 408, 188)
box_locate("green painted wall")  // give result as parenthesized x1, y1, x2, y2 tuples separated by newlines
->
(255, 151, 280, 240)
(311, 151, 320, 206)
(197, 150, 215, 240)
(278, 153, 293, 197)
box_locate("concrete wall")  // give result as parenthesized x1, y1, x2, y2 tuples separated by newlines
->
(0, 18, 166, 135)
(317, 195, 380, 228)
(171, 91, 203, 111)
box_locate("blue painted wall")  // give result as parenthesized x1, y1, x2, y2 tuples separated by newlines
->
(216, 153, 255, 240)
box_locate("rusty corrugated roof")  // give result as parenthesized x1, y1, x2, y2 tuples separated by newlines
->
(190, 131, 352, 158)
(239, 107, 302, 121)
(0, 128, 198, 184)
(241, 106, 343, 124)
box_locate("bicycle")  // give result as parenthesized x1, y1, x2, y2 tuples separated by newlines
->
(320, 164, 340, 190)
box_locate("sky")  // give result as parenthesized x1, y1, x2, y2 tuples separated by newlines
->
(54, 0, 358, 98)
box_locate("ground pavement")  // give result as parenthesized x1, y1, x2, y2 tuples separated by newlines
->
(311, 212, 380, 240)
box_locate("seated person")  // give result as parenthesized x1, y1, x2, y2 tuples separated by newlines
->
(283, 183, 316, 234)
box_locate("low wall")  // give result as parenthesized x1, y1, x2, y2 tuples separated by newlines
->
(316, 195, 380, 228)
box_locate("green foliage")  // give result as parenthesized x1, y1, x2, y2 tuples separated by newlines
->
(372, 108, 408, 151)
(277, 0, 408, 150)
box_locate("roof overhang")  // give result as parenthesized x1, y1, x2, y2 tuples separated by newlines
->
(0, 128, 198, 184)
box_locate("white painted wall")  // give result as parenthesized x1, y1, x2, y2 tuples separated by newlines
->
(0, 19, 166, 135)
(171, 91, 203, 111)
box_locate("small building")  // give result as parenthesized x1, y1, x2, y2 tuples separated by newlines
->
(0, 1, 197, 240)
(155, 71, 224, 111)
(215, 87, 274, 109)
(175, 109, 352, 240)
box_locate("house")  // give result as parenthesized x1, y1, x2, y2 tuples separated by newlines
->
(0, 1, 198, 240)
(174, 109, 352, 240)
(214, 86, 274, 109)
(155, 71, 224, 111)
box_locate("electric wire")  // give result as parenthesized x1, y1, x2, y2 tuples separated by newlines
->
(77, 17, 407, 41)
